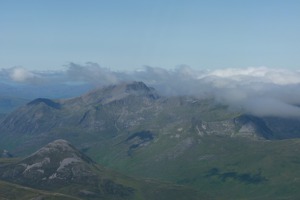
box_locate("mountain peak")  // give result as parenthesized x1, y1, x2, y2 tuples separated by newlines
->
(79, 81, 159, 105)
(34, 139, 74, 154)
(29, 139, 94, 164)
(105, 81, 156, 96)
(27, 98, 61, 109)
(125, 81, 151, 92)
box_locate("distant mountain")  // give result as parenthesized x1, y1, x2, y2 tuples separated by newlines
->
(0, 81, 278, 141)
(0, 82, 159, 136)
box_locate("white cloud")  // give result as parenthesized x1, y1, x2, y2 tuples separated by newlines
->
(1, 63, 300, 118)
(9, 67, 36, 82)
(243, 98, 300, 118)
(65, 62, 119, 85)
(204, 67, 300, 85)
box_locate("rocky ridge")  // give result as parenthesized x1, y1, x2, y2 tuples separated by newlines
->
(0, 139, 134, 199)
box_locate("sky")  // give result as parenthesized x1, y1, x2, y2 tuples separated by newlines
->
(1, 1, 300, 118)
(1, 0, 300, 70)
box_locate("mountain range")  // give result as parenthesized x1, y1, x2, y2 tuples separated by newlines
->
(1, 81, 300, 199)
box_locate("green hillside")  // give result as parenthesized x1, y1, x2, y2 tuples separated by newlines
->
(0, 180, 79, 200)
(0, 140, 210, 200)
(93, 135, 300, 200)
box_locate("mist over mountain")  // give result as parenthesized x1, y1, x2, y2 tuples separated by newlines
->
(1, 80, 300, 156)
(1, 63, 300, 117)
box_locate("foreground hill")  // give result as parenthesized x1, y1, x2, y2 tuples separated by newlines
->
(1, 82, 300, 199)
(0, 139, 208, 200)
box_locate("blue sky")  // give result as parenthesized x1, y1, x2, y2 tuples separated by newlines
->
(1, 0, 300, 70)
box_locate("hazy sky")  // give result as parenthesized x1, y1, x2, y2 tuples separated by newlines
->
(1, 0, 300, 70)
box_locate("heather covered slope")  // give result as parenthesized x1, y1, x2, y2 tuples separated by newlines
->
(0, 180, 79, 200)
(0, 140, 134, 199)
(2, 138, 300, 199)
(101, 135, 300, 200)
(0, 139, 209, 200)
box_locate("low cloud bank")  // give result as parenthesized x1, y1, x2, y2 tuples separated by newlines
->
(1, 63, 300, 118)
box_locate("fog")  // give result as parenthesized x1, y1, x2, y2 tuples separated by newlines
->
(1, 63, 300, 118)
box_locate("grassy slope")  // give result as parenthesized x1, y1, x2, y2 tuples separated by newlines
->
(0, 180, 79, 200)
(0, 155, 210, 200)
(3, 136, 299, 200)
(87, 133, 300, 200)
